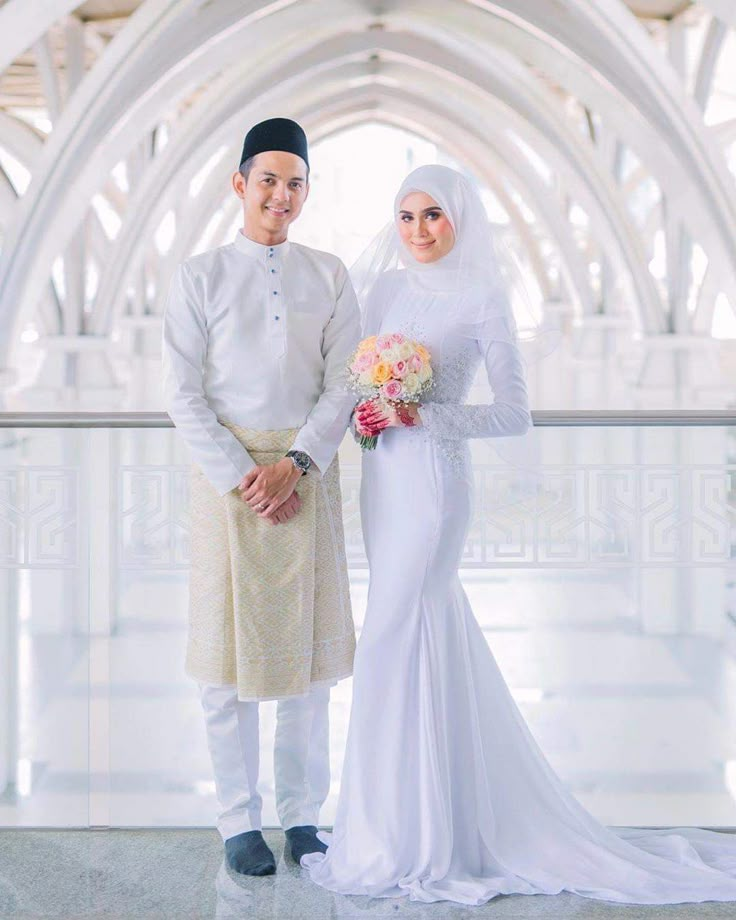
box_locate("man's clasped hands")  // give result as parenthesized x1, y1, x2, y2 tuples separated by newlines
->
(237, 457, 303, 526)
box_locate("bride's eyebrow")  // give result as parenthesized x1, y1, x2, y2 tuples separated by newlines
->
(398, 206, 443, 216)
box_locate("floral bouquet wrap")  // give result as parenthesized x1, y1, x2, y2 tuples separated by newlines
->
(347, 332, 434, 449)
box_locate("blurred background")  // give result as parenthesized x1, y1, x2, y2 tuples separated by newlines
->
(0, 0, 735, 835)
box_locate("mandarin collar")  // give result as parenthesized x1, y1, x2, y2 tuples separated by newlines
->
(233, 230, 290, 261)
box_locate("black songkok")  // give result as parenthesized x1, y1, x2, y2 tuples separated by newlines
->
(239, 118, 309, 170)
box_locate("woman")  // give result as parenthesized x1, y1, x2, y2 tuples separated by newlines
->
(302, 165, 736, 905)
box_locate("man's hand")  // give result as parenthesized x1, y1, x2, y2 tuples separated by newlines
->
(238, 457, 302, 519)
(268, 489, 302, 526)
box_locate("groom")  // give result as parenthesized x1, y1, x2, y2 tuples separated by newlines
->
(162, 118, 360, 875)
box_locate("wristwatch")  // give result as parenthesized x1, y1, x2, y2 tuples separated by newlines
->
(285, 450, 312, 476)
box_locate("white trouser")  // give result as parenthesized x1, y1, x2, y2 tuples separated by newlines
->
(199, 682, 331, 841)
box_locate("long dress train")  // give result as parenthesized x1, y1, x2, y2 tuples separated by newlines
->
(302, 276, 736, 906)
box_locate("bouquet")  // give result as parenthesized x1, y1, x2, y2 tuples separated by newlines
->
(347, 332, 433, 449)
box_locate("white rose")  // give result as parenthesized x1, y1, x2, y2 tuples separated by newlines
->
(398, 341, 414, 360)
(358, 370, 374, 387)
(381, 347, 400, 364)
(418, 364, 432, 383)
(403, 372, 420, 395)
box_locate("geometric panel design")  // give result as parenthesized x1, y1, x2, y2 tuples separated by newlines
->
(119, 466, 190, 569)
(1, 462, 734, 570)
(0, 468, 78, 568)
(471, 465, 736, 568)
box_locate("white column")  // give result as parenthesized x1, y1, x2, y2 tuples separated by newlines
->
(534, 301, 575, 467)
(14, 334, 125, 410)
(115, 314, 164, 410)
(0, 368, 18, 411)
(570, 313, 638, 469)
(0, 382, 20, 795)
(0, 569, 18, 797)
(570, 313, 634, 406)
(633, 335, 734, 637)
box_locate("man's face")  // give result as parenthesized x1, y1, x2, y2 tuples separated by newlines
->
(232, 151, 309, 243)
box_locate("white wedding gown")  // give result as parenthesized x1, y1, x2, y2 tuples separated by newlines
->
(302, 273, 736, 906)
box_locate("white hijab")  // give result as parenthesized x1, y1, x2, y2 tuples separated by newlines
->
(353, 164, 552, 352)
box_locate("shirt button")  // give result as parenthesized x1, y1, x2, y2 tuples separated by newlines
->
(270, 268, 276, 273)
(274, 315, 280, 320)
(273, 291, 278, 295)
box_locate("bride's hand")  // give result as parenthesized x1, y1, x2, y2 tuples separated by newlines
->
(365, 401, 422, 429)
(355, 400, 389, 437)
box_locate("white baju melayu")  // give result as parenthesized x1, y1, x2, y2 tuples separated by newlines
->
(162, 230, 360, 837)
(303, 166, 736, 905)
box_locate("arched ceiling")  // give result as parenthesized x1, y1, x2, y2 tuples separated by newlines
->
(0, 0, 734, 376)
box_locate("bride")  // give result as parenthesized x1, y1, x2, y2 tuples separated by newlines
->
(302, 164, 736, 906)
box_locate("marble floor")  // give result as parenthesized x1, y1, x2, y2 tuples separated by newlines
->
(2, 829, 736, 920)
(3, 570, 736, 830)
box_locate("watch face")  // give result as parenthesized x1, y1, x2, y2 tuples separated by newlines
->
(289, 451, 311, 471)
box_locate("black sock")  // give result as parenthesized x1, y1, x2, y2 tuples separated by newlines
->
(285, 825, 327, 862)
(224, 830, 276, 876)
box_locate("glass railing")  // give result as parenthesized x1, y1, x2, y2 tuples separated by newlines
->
(1, 411, 734, 830)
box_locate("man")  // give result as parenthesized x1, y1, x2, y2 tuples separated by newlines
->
(162, 118, 359, 876)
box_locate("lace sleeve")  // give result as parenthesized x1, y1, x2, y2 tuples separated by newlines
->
(417, 339, 531, 440)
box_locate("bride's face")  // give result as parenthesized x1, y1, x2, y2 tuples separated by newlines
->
(397, 191, 456, 264)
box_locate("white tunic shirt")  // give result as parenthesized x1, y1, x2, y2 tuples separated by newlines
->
(162, 230, 361, 495)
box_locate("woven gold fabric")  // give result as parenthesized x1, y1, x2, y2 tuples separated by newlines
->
(185, 422, 355, 700)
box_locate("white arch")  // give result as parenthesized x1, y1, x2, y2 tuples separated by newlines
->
(0, 0, 81, 74)
(89, 37, 652, 337)
(0, 112, 42, 174)
(2, 0, 734, 357)
(693, 14, 729, 112)
(4, 18, 664, 352)
(700, 1, 736, 29)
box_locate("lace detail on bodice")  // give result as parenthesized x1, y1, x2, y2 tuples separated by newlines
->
(418, 338, 532, 471)
(370, 277, 532, 470)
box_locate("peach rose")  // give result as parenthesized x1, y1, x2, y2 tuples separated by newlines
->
(358, 336, 377, 353)
(353, 351, 375, 373)
(372, 362, 392, 385)
(416, 344, 430, 362)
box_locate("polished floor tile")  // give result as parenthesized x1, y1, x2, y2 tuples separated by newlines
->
(2, 830, 736, 920)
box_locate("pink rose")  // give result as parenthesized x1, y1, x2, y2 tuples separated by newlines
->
(408, 354, 423, 372)
(392, 360, 408, 379)
(376, 335, 393, 351)
(390, 333, 405, 345)
(381, 380, 402, 400)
